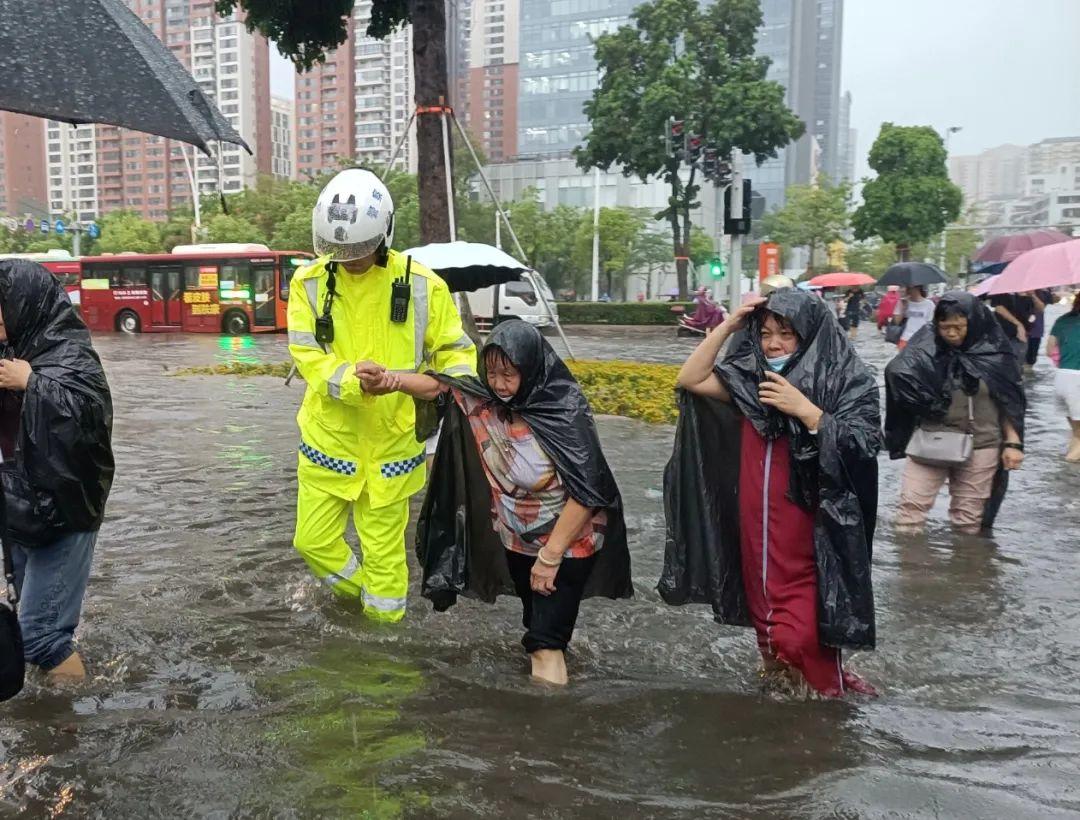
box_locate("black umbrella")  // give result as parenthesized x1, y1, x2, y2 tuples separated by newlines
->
(877, 262, 948, 288)
(0, 0, 247, 155)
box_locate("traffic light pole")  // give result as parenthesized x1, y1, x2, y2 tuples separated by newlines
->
(713, 181, 727, 303)
(728, 163, 743, 313)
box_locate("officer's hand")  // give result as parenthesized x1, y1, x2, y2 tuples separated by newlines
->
(355, 360, 384, 379)
(360, 370, 401, 396)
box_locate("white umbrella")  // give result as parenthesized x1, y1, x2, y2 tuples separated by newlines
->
(405, 241, 529, 292)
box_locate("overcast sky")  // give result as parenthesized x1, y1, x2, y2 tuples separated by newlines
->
(844, 0, 1080, 177)
(271, 0, 1080, 176)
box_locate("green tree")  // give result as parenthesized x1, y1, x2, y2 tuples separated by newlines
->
(271, 208, 315, 253)
(95, 210, 163, 254)
(762, 174, 851, 276)
(852, 124, 963, 260)
(571, 207, 645, 298)
(844, 239, 900, 280)
(575, 0, 803, 299)
(205, 213, 267, 245)
(220, 0, 456, 245)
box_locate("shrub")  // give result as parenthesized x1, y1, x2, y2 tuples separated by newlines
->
(555, 301, 693, 325)
(175, 359, 680, 425)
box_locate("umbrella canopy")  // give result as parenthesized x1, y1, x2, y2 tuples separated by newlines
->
(972, 229, 1073, 264)
(987, 239, 1080, 295)
(808, 272, 875, 288)
(0, 0, 247, 155)
(877, 262, 948, 288)
(405, 241, 528, 293)
(969, 276, 996, 296)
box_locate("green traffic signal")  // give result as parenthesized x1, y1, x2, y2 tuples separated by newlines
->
(709, 256, 725, 278)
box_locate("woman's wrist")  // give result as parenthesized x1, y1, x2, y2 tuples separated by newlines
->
(798, 401, 824, 432)
(537, 545, 564, 566)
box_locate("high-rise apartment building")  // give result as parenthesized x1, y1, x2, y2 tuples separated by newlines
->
(463, 0, 519, 162)
(947, 144, 1027, 207)
(46, 0, 271, 222)
(353, 1, 417, 172)
(271, 97, 295, 179)
(293, 4, 416, 176)
(0, 113, 48, 218)
(295, 15, 355, 179)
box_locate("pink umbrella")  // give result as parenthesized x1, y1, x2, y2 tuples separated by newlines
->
(973, 229, 1073, 264)
(808, 272, 875, 288)
(969, 277, 995, 296)
(987, 239, 1080, 295)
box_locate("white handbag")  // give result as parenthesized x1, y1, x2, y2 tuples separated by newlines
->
(906, 396, 975, 467)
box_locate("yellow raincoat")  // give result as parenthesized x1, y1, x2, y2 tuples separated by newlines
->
(288, 250, 476, 621)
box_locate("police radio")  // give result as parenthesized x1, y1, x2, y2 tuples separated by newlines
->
(390, 256, 412, 324)
(314, 264, 338, 346)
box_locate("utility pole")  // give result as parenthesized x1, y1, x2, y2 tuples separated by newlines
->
(728, 159, 743, 312)
(938, 125, 962, 272)
(591, 167, 601, 301)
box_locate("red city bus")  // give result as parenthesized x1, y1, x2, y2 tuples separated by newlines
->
(77, 244, 312, 335)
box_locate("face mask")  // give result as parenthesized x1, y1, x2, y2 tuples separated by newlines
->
(765, 353, 792, 373)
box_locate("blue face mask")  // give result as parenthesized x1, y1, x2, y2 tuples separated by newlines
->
(765, 353, 792, 373)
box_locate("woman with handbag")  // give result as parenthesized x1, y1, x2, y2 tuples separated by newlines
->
(0, 260, 114, 685)
(886, 292, 1025, 534)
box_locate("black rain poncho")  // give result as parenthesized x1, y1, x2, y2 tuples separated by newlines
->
(659, 289, 881, 650)
(416, 320, 632, 610)
(0, 260, 114, 546)
(884, 290, 1025, 530)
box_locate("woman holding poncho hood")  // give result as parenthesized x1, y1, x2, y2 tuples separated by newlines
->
(885, 291, 1025, 534)
(662, 290, 880, 697)
(415, 320, 631, 685)
(0, 260, 113, 683)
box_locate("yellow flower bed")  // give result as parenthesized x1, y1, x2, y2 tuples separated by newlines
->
(175, 359, 680, 425)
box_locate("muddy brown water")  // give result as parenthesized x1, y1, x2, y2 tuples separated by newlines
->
(1, 320, 1078, 818)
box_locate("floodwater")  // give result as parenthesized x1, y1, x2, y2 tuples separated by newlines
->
(2, 318, 1078, 818)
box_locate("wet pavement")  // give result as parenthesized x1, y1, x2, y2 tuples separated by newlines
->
(1, 317, 1078, 817)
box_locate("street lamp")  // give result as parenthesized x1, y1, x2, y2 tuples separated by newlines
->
(939, 126, 963, 272)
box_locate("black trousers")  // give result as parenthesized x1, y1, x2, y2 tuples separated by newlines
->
(505, 550, 597, 653)
(1026, 335, 1041, 366)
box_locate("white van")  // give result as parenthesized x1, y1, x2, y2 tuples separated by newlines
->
(465, 271, 558, 332)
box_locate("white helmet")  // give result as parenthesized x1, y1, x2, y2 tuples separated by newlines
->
(312, 168, 394, 261)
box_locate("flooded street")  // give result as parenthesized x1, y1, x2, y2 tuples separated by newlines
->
(2, 320, 1079, 818)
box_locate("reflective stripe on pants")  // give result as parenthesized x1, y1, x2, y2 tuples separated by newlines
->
(293, 481, 410, 622)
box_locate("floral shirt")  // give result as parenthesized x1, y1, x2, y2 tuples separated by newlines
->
(454, 389, 605, 558)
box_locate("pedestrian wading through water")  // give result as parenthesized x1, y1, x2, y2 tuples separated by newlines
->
(0, 259, 114, 686)
(662, 288, 881, 697)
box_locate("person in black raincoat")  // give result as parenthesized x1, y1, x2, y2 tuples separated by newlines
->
(0, 260, 114, 683)
(661, 289, 880, 697)
(886, 291, 1025, 534)
(414, 320, 631, 685)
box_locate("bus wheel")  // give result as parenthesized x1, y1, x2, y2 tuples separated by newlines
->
(223, 310, 250, 336)
(116, 310, 141, 334)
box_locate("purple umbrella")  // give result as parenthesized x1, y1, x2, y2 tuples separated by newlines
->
(972, 229, 1073, 264)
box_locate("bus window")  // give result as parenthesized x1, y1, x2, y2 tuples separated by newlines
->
(112, 266, 146, 288)
(219, 261, 252, 290)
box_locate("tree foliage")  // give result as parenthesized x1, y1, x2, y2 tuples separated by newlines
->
(94, 210, 163, 254)
(216, 1, 355, 68)
(575, 0, 803, 298)
(762, 174, 851, 274)
(852, 124, 963, 258)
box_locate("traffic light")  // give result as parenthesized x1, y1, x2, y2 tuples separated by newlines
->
(715, 160, 732, 186)
(668, 119, 685, 154)
(724, 178, 753, 235)
(688, 134, 704, 163)
(708, 256, 725, 279)
(702, 147, 718, 178)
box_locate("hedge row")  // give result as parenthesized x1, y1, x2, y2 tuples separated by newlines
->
(555, 301, 693, 325)
(176, 359, 680, 425)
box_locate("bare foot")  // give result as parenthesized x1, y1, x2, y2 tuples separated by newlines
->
(1066, 440, 1080, 463)
(530, 649, 568, 686)
(46, 652, 86, 686)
